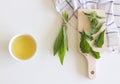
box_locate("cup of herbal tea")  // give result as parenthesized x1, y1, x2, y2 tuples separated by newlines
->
(9, 34, 37, 61)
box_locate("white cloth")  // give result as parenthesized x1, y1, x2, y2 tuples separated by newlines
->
(54, 0, 120, 53)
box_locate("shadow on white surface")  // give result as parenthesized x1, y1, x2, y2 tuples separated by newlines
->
(67, 23, 88, 78)
(0, 25, 13, 62)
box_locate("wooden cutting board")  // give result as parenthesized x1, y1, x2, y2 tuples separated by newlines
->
(78, 9, 107, 79)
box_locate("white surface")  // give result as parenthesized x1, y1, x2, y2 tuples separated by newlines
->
(0, 0, 120, 84)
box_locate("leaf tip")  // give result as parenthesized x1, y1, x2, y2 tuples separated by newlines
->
(60, 59, 64, 65)
(96, 55, 101, 59)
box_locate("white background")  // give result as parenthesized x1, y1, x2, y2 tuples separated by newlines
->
(0, 0, 120, 84)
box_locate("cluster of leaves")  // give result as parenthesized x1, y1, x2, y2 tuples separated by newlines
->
(80, 31, 100, 59)
(53, 12, 68, 65)
(80, 11, 105, 59)
(83, 11, 105, 35)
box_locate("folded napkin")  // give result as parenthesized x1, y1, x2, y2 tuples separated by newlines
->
(54, 0, 120, 53)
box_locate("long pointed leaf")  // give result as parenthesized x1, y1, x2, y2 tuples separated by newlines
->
(97, 15, 105, 19)
(53, 26, 63, 55)
(62, 12, 69, 22)
(58, 43, 67, 65)
(63, 25, 68, 51)
(83, 11, 91, 16)
(95, 30, 105, 48)
(91, 48, 100, 59)
(91, 22, 104, 35)
(58, 26, 67, 65)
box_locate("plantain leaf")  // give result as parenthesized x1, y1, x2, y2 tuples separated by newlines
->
(81, 11, 105, 59)
(83, 11, 104, 29)
(58, 43, 67, 65)
(53, 25, 63, 56)
(53, 11, 69, 65)
(97, 15, 105, 19)
(63, 25, 69, 51)
(62, 12, 69, 22)
(91, 22, 104, 35)
(58, 26, 67, 65)
(95, 30, 105, 48)
(83, 31, 93, 41)
(91, 48, 100, 59)
(80, 31, 91, 53)
(82, 11, 91, 16)
(91, 18, 98, 26)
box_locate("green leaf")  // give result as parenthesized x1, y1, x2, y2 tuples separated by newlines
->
(81, 11, 104, 60)
(83, 11, 104, 27)
(95, 30, 105, 48)
(84, 11, 97, 22)
(62, 12, 68, 51)
(83, 11, 91, 16)
(53, 11, 69, 65)
(80, 31, 91, 53)
(58, 42, 67, 65)
(86, 34, 93, 41)
(91, 22, 104, 35)
(62, 12, 69, 22)
(97, 15, 105, 19)
(83, 31, 93, 41)
(58, 26, 67, 65)
(91, 48, 100, 59)
(53, 25, 63, 56)
(91, 18, 98, 26)
(63, 25, 69, 51)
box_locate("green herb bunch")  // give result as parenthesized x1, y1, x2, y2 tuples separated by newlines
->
(80, 31, 100, 59)
(83, 11, 104, 35)
(80, 11, 105, 59)
(53, 12, 68, 65)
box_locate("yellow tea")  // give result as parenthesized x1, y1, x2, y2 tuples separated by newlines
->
(11, 35, 36, 60)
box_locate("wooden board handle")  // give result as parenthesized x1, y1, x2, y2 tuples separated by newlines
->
(86, 54, 96, 79)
